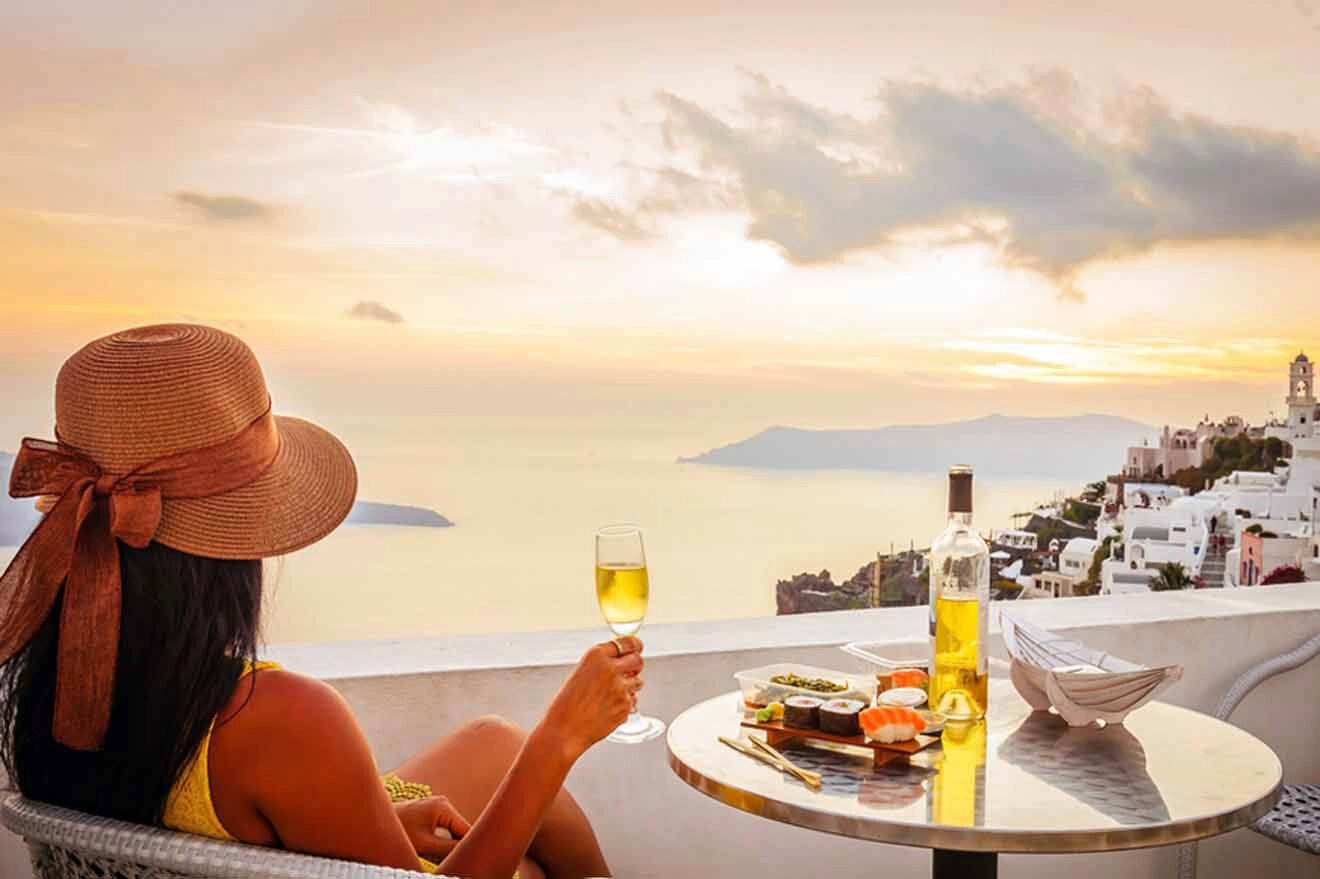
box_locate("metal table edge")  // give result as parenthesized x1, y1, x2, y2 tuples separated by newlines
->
(665, 708, 1284, 856)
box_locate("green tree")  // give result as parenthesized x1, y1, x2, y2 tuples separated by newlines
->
(1063, 500, 1101, 526)
(1080, 481, 1107, 502)
(1079, 534, 1115, 596)
(1151, 562, 1191, 591)
(1171, 435, 1286, 495)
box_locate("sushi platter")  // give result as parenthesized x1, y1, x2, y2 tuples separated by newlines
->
(740, 716, 939, 767)
(735, 663, 942, 769)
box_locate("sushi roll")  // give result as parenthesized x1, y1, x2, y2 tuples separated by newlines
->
(819, 699, 866, 736)
(782, 695, 823, 729)
(859, 706, 926, 744)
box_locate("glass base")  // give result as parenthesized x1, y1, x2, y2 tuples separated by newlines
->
(606, 712, 665, 744)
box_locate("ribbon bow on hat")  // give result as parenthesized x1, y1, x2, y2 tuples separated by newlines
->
(0, 412, 279, 751)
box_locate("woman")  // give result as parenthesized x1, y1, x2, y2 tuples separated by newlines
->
(0, 324, 640, 879)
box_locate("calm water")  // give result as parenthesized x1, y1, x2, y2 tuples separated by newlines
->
(1, 416, 1074, 644)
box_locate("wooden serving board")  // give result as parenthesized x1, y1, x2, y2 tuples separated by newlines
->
(741, 718, 939, 768)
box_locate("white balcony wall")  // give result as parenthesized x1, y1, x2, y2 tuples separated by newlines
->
(3, 587, 1319, 878)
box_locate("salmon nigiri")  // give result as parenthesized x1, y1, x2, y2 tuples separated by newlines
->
(890, 668, 929, 690)
(859, 706, 926, 744)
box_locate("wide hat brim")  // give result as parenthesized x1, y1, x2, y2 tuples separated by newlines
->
(151, 415, 357, 560)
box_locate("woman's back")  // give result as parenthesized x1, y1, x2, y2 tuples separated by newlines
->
(1, 543, 262, 828)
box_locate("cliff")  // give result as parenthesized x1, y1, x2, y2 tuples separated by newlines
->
(776, 556, 927, 614)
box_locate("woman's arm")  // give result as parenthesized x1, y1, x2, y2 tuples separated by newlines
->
(436, 640, 644, 879)
(220, 671, 422, 870)
(218, 642, 641, 877)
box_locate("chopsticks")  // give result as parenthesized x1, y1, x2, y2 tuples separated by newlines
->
(747, 736, 822, 788)
(718, 735, 823, 789)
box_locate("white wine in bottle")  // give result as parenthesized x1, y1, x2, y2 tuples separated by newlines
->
(929, 465, 990, 720)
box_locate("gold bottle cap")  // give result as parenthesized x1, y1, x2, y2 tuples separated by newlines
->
(948, 465, 974, 514)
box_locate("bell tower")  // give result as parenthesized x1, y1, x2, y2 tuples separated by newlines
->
(1288, 352, 1315, 438)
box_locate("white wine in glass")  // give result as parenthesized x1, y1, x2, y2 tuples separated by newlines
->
(595, 524, 665, 744)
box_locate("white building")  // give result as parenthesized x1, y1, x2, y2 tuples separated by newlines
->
(1122, 418, 1251, 481)
(1122, 483, 1187, 510)
(1101, 495, 1224, 593)
(1123, 427, 1208, 480)
(1031, 537, 1100, 599)
(1104, 353, 1320, 594)
(1283, 353, 1320, 441)
(993, 530, 1038, 551)
(1059, 537, 1098, 581)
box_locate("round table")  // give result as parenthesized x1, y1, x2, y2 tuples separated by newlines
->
(666, 679, 1281, 878)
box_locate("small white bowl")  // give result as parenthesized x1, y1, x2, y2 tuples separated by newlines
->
(878, 687, 928, 708)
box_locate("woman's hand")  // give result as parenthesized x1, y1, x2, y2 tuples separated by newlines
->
(393, 796, 471, 860)
(540, 637, 645, 760)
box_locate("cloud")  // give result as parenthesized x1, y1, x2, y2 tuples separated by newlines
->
(1297, 0, 1320, 30)
(939, 328, 1291, 385)
(572, 199, 653, 241)
(567, 166, 741, 244)
(174, 190, 272, 221)
(345, 300, 405, 324)
(592, 72, 1320, 296)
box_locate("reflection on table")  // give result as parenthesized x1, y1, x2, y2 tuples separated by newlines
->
(998, 711, 1170, 826)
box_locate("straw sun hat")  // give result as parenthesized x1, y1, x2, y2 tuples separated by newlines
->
(48, 322, 357, 557)
(1, 322, 356, 750)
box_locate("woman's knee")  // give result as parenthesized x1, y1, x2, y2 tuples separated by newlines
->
(455, 714, 525, 753)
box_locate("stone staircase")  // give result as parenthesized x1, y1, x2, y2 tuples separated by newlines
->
(1200, 521, 1234, 588)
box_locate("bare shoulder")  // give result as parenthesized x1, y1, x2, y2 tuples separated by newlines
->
(209, 668, 410, 863)
(216, 666, 359, 752)
(220, 668, 350, 728)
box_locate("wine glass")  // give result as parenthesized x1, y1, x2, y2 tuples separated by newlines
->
(595, 524, 665, 744)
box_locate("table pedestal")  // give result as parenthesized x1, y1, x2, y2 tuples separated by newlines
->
(933, 849, 996, 879)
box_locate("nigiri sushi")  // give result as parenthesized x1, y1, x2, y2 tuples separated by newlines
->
(859, 706, 926, 744)
(890, 668, 929, 690)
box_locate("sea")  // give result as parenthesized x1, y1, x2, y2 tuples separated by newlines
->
(0, 415, 1075, 645)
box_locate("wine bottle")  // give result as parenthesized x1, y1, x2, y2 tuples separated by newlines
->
(929, 465, 990, 719)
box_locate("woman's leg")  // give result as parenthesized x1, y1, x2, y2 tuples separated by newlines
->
(389, 715, 611, 879)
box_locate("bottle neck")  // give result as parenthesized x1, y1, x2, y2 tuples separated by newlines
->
(947, 511, 974, 527)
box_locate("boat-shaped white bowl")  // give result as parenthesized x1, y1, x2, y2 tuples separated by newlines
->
(1002, 614, 1183, 727)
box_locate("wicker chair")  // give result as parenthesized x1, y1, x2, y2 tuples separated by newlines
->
(1, 793, 450, 878)
(1177, 630, 1320, 878)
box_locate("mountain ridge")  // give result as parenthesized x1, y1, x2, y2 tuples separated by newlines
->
(679, 413, 1155, 478)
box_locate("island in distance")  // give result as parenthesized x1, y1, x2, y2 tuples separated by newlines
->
(680, 414, 1155, 479)
(0, 451, 452, 546)
(344, 500, 453, 528)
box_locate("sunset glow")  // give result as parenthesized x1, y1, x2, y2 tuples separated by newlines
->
(3, 1, 1320, 443)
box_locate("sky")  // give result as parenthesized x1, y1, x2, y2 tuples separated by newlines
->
(3, 0, 1320, 452)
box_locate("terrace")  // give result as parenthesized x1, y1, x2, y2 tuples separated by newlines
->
(7, 584, 1317, 878)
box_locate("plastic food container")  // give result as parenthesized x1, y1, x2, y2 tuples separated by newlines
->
(733, 663, 876, 715)
(842, 639, 1012, 693)
(840, 641, 931, 694)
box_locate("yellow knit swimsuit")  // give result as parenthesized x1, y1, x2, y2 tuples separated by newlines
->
(162, 662, 448, 874)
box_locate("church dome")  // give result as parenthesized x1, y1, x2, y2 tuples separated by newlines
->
(1296, 351, 1310, 364)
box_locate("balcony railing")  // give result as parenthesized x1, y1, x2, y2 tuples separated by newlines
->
(2, 585, 1317, 878)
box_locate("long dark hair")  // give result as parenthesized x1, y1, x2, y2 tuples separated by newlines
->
(0, 541, 263, 825)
